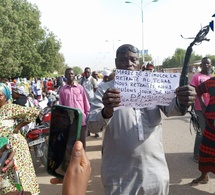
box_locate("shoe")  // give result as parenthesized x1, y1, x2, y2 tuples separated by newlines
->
(94, 133, 99, 138)
(193, 155, 199, 163)
(87, 131, 91, 137)
(190, 175, 209, 186)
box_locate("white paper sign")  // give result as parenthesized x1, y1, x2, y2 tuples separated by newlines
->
(114, 69, 180, 108)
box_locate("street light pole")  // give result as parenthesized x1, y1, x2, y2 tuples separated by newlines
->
(125, 0, 158, 63)
(105, 39, 121, 58)
(141, 0, 144, 62)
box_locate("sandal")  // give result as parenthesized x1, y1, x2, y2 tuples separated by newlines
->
(190, 176, 209, 186)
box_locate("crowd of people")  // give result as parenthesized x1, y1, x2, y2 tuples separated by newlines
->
(0, 43, 215, 195)
(0, 65, 115, 194)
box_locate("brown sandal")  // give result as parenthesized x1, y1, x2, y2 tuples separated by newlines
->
(190, 176, 209, 186)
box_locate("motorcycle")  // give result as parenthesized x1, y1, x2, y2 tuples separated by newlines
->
(26, 108, 50, 167)
(26, 91, 58, 167)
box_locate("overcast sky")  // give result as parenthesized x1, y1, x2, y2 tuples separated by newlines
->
(27, 0, 215, 71)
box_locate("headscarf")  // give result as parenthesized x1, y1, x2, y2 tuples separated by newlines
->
(12, 85, 27, 96)
(0, 83, 11, 101)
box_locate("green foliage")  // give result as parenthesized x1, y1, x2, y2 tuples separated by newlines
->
(54, 53, 69, 75)
(139, 54, 153, 66)
(37, 32, 62, 74)
(0, 0, 66, 79)
(162, 48, 204, 68)
(73, 66, 83, 75)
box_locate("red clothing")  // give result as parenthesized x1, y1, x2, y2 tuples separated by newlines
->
(46, 80, 54, 91)
(59, 83, 90, 126)
(197, 77, 215, 173)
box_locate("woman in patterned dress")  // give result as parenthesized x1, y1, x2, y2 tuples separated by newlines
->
(191, 77, 215, 186)
(0, 83, 40, 194)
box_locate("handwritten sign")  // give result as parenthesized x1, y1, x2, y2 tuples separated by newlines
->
(114, 69, 180, 108)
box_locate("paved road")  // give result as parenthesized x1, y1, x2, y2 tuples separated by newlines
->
(34, 112, 215, 195)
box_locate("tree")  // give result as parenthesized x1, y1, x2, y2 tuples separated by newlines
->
(37, 32, 62, 76)
(54, 53, 69, 76)
(0, 0, 66, 79)
(162, 48, 203, 68)
(73, 66, 83, 75)
(162, 57, 172, 68)
(139, 54, 153, 66)
(0, 0, 45, 78)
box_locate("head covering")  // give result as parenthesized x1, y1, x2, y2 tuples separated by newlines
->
(12, 85, 27, 96)
(146, 63, 154, 70)
(103, 69, 111, 77)
(0, 83, 11, 101)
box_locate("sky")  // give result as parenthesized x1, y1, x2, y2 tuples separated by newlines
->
(27, 0, 215, 71)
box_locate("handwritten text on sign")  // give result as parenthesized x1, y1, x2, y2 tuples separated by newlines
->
(114, 69, 180, 108)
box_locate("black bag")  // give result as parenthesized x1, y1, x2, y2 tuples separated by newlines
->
(187, 106, 201, 134)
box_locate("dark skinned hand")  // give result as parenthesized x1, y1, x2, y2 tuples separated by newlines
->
(0, 144, 15, 180)
(101, 85, 195, 118)
(175, 85, 196, 106)
(102, 88, 121, 118)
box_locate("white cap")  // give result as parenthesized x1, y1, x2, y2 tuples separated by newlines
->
(103, 69, 111, 77)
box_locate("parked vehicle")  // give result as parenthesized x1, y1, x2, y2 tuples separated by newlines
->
(26, 109, 50, 167)
(26, 91, 59, 167)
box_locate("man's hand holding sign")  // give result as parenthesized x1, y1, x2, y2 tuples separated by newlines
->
(102, 69, 196, 117)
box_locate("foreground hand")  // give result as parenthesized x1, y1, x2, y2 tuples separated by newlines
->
(50, 141, 91, 195)
(102, 88, 121, 118)
(50, 177, 63, 184)
(0, 145, 15, 177)
(175, 85, 196, 106)
(62, 141, 91, 195)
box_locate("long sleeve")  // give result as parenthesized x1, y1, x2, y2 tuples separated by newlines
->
(86, 81, 114, 134)
(81, 87, 90, 116)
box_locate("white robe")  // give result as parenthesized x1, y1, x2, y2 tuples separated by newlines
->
(87, 80, 187, 195)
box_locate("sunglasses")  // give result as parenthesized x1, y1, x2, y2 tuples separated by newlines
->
(117, 46, 139, 54)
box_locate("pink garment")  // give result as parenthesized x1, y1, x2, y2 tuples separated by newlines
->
(59, 83, 90, 126)
(190, 72, 211, 110)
